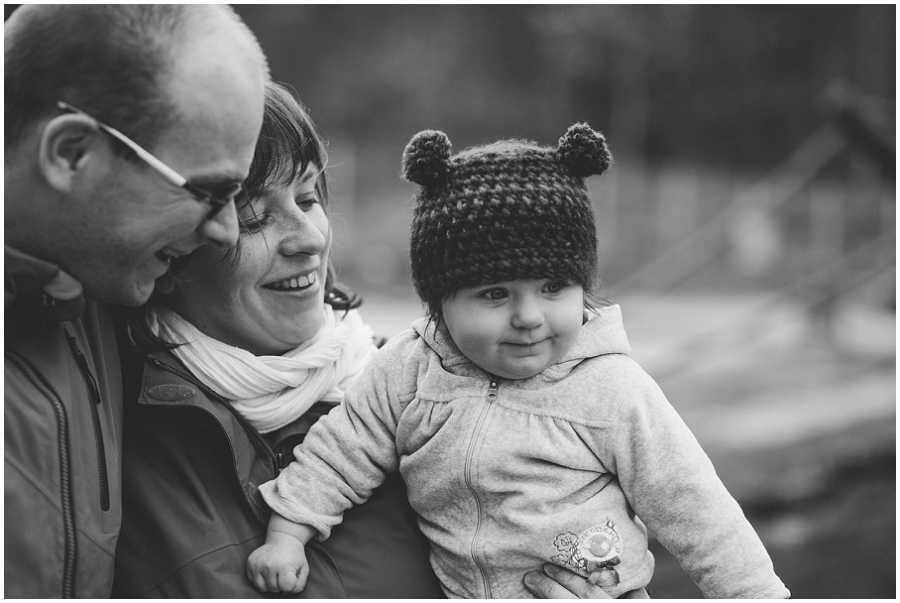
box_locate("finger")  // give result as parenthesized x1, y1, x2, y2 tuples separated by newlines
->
(542, 564, 614, 599)
(277, 568, 297, 593)
(250, 570, 268, 594)
(524, 569, 579, 599)
(294, 559, 310, 593)
(246, 553, 260, 585)
(588, 568, 619, 589)
(263, 566, 283, 593)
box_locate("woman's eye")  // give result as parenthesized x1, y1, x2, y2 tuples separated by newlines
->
(296, 193, 320, 210)
(238, 213, 272, 234)
(238, 220, 261, 234)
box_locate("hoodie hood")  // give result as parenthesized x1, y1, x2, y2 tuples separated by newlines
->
(412, 303, 631, 381)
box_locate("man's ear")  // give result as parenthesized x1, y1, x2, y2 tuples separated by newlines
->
(37, 114, 108, 193)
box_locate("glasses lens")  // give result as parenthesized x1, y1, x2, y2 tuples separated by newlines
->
(203, 183, 243, 219)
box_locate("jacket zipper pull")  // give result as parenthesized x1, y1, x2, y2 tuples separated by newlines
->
(83, 359, 102, 405)
(488, 377, 499, 400)
(65, 332, 102, 405)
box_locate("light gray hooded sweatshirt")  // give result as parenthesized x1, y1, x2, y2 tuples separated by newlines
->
(261, 305, 789, 599)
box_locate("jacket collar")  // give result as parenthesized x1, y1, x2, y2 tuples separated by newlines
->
(141, 350, 225, 410)
(5, 245, 86, 321)
(140, 349, 277, 523)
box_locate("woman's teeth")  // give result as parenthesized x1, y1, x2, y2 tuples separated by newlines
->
(269, 272, 316, 291)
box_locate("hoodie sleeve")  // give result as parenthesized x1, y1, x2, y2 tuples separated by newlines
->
(258, 333, 415, 541)
(602, 360, 789, 599)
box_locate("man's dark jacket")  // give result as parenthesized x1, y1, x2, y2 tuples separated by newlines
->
(5, 246, 123, 597)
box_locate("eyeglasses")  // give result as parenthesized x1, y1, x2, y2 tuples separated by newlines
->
(56, 101, 241, 220)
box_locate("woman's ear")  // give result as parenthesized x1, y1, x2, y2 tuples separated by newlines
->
(37, 114, 108, 193)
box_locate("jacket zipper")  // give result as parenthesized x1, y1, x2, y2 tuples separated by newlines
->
(63, 330, 110, 511)
(146, 357, 280, 475)
(6, 350, 77, 598)
(464, 377, 499, 598)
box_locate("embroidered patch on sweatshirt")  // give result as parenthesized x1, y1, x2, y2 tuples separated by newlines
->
(551, 519, 623, 576)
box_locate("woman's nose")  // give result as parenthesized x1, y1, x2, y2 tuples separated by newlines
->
(198, 200, 240, 248)
(510, 296, 544, 330)
(280, 211, 328, 256)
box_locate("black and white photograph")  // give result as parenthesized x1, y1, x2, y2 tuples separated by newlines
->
(5, 4, 895, 599)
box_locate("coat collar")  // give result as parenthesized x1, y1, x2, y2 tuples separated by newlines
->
(140, 349, 277, 523)
(5, 245, 86, 321)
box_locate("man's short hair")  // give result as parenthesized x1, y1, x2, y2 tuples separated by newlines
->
(4, 4, 267, 151)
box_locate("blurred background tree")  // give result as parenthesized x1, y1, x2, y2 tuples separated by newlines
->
(235, 5, 893, 168)
(233, 5, 894, 296)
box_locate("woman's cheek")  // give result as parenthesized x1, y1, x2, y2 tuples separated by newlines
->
(233, 238, 271, 283)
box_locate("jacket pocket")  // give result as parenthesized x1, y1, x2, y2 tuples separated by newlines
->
(64, 329, 110, 511)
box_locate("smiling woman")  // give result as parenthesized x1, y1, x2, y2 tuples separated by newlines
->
(110, 82, 445, 598)
(164, 161, 331, 356)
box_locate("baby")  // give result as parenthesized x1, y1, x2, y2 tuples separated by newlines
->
(247, 124, 790, 599)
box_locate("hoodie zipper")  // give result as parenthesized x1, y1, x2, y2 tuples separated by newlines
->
(463, 377, 499, 598)
(63, 330, 110, 511)
(6, 350, 77, 598)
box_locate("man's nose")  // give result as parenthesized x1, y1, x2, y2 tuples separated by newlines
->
(198, 200, 240, 248)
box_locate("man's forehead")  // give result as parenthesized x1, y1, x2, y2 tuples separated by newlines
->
(157, 86, 263, 180)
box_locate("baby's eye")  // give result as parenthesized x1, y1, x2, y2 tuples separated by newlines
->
(544, 281, 568, 294)
(479, 288, 508, 301)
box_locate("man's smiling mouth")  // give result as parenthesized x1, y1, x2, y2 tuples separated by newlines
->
(155, 250, 179, 265)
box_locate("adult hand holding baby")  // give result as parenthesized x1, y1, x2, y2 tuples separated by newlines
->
(525, 564, 651, 599)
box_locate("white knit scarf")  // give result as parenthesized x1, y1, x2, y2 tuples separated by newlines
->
(149, 305, 377, 434)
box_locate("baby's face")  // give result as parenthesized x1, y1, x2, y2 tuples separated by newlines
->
(441, 279, 584, 380)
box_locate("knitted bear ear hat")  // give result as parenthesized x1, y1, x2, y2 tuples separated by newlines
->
(401, 123, 612, 311)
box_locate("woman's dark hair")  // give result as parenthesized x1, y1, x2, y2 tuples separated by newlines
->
(224, 81, 331, 267)
(120, 81, 360, 353)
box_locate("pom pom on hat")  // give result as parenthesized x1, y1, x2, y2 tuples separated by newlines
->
(402, 130, 452, 188)
(556, 123, 611, 178)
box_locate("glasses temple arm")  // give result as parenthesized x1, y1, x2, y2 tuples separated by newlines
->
(97, 125, 188, 187)
(56, 100, 187, 188)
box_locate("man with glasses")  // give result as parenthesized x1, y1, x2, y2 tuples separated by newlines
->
(4, 5, 268, 597)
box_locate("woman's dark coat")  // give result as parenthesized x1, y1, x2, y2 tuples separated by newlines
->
(111, 348, 444, 598)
